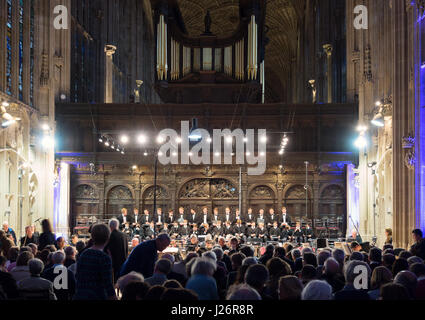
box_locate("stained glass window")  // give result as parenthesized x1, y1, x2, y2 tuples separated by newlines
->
(6, 0, 12, 95)
(30, 0, 35, 107)
(19, 0, 24, 101)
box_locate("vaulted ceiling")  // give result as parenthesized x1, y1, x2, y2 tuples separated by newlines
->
(177, 0, 305, 101)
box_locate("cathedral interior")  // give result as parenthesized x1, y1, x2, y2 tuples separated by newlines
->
(0, 0, 424, 249)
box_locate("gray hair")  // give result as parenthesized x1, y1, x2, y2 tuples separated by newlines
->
(202, 251, 217, 262)
(301, 247, 313, 257)
(324, 258, 340, 276)
(191, 257, 216, 276)
(317, 250, 331, 266)
(161, 253, 175, 264)
(116, 271, 144, 291)
(64, 246, 76, 257)
(332, 248, 345, 264)
(301, 280, 333, 300)
(28, 258, 44, 275)
(52, 251, 65, 265)
(344, 260, 371, 284)
(242, 257, 258, 266)
(212, 247, 224, 260)
(291, 249, 301, 260)
(226, 284, 261, 300)
(155, 258, 172, 275)
(407, 256, 424, 266)
(109, 218, 119, 230)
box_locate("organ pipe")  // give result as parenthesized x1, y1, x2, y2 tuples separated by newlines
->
(247, 15, 258, 80)
(171, 38, 180, 80)
(156, 14, 168, 81)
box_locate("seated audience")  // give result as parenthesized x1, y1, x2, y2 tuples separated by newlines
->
(301, 280, 333, 300)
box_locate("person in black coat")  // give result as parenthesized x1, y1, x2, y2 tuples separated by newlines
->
(410, 229, 425, 260)
(38, 219, 56, 251)
(0, 256, 19, 299)
(268, 222, 282, 240)
(105, 219, 129, 283)
(2, 222, 16, 245)
(20, 226, 39, 247)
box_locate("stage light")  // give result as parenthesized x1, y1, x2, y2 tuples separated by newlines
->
(188, 152, 193, 157)
(137, 134, 147, 144)
(158, 151, 163, 156)
(356, 125, 368, 132)
(175, 136, 182, 143)
(279, 149, 284, 155)
(116, 147, 120, 152)
(243, 137, 248, 142)
(260, 152, 265, 157)
(104, 140, 110, 147)
(354, 135, 367, 149)
(260, 135, 267, 143)
(99, 136, 104, 143)
(132, 165, 137, 170)
(120, 135, 129, 144)
(144, 151, 148, 156)
(206, 137, 212, 143)
(41, 123, 50, 131)
(279, 165, 283, 169)
(111, 144, 115, 150)
(214, 152, 220, 157)
(42, 136, 55, 149)
(225, 136, 233, 144)
(121, 150, 125, 154)
(172, 151, 178, 157)
(246, 151, 251, 156)
(2, 102, 9, 107)
(375, 101, 382, 107)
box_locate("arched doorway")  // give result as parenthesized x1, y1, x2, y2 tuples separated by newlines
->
(248, 185, 276, 213)
(107, 185, 133, 219)
(178, 178, 238, 214)
(319, 184, 346, 236)
(284, 185, 312, 222)
(141, 186, 171, 213)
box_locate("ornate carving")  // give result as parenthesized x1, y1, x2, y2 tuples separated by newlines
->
(211, 179, 237, 198)
(108, 186, 132, 200)
(402, 134, 415, 149)
(321, 185, 344, 199)
(417, 0, 425, 15)
(402, 133, 416, 170)
(286, 185, 307, 199)
(364, 46, 372, 82)
(250, 186, 274, 199)
(40, 53, 49, 86)
(323, 44, 333, 57)
(405, 151, 416, 170)
(179, 179, 210, 198)
(144, 186, 169, 200)
(74, 184, 98, 199)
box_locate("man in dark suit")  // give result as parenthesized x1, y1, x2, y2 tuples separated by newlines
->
(120, 233, 171, 278)
(177, 207, 186, 224)
(131, 208, 141, 225)
(280, 206, 292, 227)
(223, 207, 234, 224)
(117, 208, 129, 230)
(411, 229, 425, 260)
(268, 221, 282, 240)
(266, 208, 279, 228)
(211, 208, 221, 225)
(200, 207, 211, 226)
(232, 220, 245, 238)
(188, 208, 200, 225)
(105, 218, 129, 283)
(244, 208, 255, 226)
(257, 209, 266, 225)
(166, 209, 175, 224)
(141, 209, 151, 225)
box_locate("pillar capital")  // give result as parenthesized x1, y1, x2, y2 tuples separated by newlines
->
(323, 44, 333, 57)
(104, 45, 117, 57)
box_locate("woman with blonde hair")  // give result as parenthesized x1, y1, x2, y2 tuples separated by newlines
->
(385, 228, 393, 245)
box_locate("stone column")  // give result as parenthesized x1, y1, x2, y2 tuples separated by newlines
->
(323, 44, 333, 103)
(104, 45, 116, 103)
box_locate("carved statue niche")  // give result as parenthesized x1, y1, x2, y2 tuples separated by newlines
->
(211, 179, 237, 199)
(204, 11, 212, 34)
(144, 186, 169, 200)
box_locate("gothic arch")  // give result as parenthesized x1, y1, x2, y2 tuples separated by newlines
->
(105, 183, 135, 199)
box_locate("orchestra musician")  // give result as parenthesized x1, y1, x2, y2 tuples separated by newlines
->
(155, 208, 164, 225)
(179, 220, 190, 237)
(234, 209, 242, 223)
(269, 221, 281, 240)
(170, 221, 180, 238)
(189, 208, 200, 225)
(291, 221, 304, 244)
(223, 207, 234, 224)
(191, 224, 199, 236)
(199, 223, 210, 236)
(232, 219, 245, 238)
(281, 224, 290, 241)
(166, 209, 175, 224)
(162, 223, 170, 235)
(244, 208, 255, 226)
(304, 223, 314, 241)
(132, 208, 140, 225)
(144, 221, 155, 239)
(257, 222, 268, 242)
(246, 221, 257, 239)
(224, 220, 233, 235)
(212, 220, 224, 238)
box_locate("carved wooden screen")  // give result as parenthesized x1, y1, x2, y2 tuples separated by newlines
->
(178, 178, 238, 215)
(142, 186, 170, 214)
(319, 185, 345, 218)
(248, 185, 276, 214)
(107, 186, 133, 219)
(71, 184, 100, 229)
(284, 185, 311, 222)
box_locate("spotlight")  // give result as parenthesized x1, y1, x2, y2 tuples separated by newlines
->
(175, 136, 182, 143)
(120, 135, 129, 144)
(260, 135, 267, 143)
(104, 140, 110, 147)
(41, 123, 50, 131)
(371, 113, 384, 127)
(137, 134, 147, 144)
(172, 151, 178, 157)
(132, 165, 137, 170)
(375, 101, 382, 107)
(111, 144, 115, 150)
(188, 152, 193, 157)
(157, 135, 165, 144)
(206, 137, 212, 143)
(99, 136, 104, 143)
(356, 125, 368, 132)
(260, 152, 265, 157)
(246, 151, 251, 156)
(243, 137, 248, 143)
(121, 150, 125, 154)
(42, 136, 55, 149)
(143, 151, 148, 156)
(214, 152, 220, 157)
(158, 151, 163, 156)
(279, 149, 284, 155)
(225, 136, 233, 144)
(354, 135, 367, 149)
(2, 102, 9, 107)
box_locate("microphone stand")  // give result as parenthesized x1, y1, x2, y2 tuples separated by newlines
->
(348, 214, 362, 241)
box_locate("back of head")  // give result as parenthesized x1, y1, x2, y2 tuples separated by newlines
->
(407, 256, 424, 266)
(191, 257, 216, 277)
(266, 257, 291, 278)
(303, 252, 317, 267)
(109, 218, 119, 230)
(332, 248, 345, 264)
(52, 251, 65, 265)
(383, 253, 396, 268)
(394, 270, 418, 298)
(16, 251, 34, 266)
(64, 246, 76, 257)
(349, 251, 364, 261)
(392, 258, 409, 277)
(155, 258, 172, 275)
(163, 279, 182, 289)
(76, 240, 86, 253)
(242, 256, 258, 266)
(301, 280, 332, 300)
(41, 219, 52, 233)
(265, 244, 275, 254)
(369, 247, 382, 263)
(324, 257, 339, 276)
(291, 249, 301, 260)
(121, 281, 150, 300)
(409, 262, 425, 278)
(240, 245, 254, 257)
(380, 283, 410, 300)
(245, 264, 269, 291)
(399, 250, 412, 260)
(212, 247, 224, 261)
(317, 250, 331, 266)
(301, 265, 317, 282)
(161, 253, 175, 264)
(116, 271, 144, 292)
(91, 223, 111, 246)
(278, 275, 303, 300)
(28, 258, 44, 276)
(144, 285, 166, 300)
(371, 266, 393, 289)
(7, 247, 19, 261)
(226, 284, 261, 300)
(230, 252, 246, 269)
(161, 288, 198, 301)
